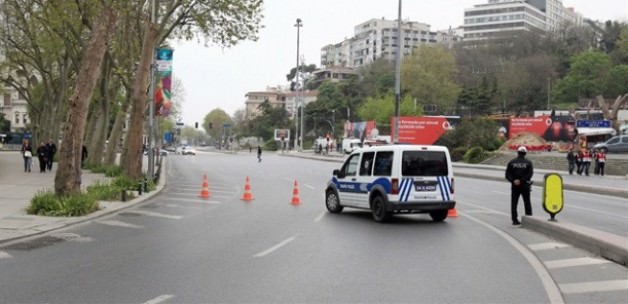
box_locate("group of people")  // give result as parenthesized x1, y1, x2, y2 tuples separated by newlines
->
(566, 148, 607, 176)
(20, 139, 57, 173)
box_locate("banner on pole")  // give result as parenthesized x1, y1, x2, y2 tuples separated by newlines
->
(155, 48, 173, 116)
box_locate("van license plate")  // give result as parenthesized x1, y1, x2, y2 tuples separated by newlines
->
(414, 181, 437, 191)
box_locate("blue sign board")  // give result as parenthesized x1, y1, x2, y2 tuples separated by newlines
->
(164, 132, 172, 144)
(576, 120, 611, 128)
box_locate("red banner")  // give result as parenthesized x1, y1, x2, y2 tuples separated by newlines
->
(508, 116, 552, 139)
(391, 116, 451, 145)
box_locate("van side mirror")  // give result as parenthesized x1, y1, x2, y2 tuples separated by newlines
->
(333, 169, 344, 178)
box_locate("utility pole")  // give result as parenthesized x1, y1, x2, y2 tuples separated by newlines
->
(393, 0, 402, 144)
(294, 18, 302, 151)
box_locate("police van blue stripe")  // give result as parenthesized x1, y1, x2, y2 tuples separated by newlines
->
(403, 178, 412, 202)
(438, 176, 450, 201)
(400, 179, 410, 202)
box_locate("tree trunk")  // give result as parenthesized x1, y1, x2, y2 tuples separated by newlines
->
(123, 21, 160, 180)
(106, 90, 131, 166)
(54, 8, 117, 196)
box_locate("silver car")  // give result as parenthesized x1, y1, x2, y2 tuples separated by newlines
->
(594, 135, 628, 153)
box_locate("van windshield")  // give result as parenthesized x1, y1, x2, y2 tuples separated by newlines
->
(402, 151, 448, 176)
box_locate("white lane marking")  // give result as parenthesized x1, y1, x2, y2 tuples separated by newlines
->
(462, 211, 564, 304)
(560, 280, 628, 294)
(144, 294, 175, 304)
(253, 236, 297, 258)
(463, 201, 509, 216)
(97, 220, 144, 229)
(314, 211, 326, 222)
(304, 184, 316, 190)
(545, 257, 611, 269)
(165, 197, 221, 204)
(0, 251, 12, 259)
(528, 242, 571, 251)
(124, 210, 183, 220)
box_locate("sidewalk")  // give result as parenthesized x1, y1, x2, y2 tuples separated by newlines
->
(0, 152, 165, 244)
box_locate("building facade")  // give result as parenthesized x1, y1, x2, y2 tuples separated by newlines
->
(463, 0, 547, 42)
(1, 50, 31, 135)
(321, 18, 461, 69)
(244, 87, 318, 120)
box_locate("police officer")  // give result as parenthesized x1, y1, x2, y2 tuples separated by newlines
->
(505, 146, 534, 225)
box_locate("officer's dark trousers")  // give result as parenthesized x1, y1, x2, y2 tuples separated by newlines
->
(511, 186, 531, 222)
(568, 162, 575, 175)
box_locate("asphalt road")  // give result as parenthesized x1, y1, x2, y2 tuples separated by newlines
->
(0, 151, 626, 303)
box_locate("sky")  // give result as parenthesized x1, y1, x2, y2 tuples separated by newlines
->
(173, 0, 628, 126)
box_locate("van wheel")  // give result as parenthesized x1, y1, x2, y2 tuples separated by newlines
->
(371, 195, 391, 222)
(429, 210, 448, 222)
(325, 190, 343, 213)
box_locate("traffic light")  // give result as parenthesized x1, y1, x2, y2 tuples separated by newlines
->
(195, 122, 198, 128)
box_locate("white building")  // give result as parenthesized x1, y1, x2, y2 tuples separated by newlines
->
(244, 87, 318, 120)
(463, 0, 547, 42)
(321, 18, 461, 69)
(0, 50, 31, 134)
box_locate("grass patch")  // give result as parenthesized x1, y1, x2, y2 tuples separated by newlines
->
(28, 191, 99, 216)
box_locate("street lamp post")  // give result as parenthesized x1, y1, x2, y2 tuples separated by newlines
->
(393, 0, 402, 144)
(294, 18, 302, 151)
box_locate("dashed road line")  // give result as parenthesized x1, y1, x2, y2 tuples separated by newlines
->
(124, 210, 183, 220)
(97, 220, 144, 229)
(304, 184, 316, 190)
(560, 280, 628, 294)
(528, 242, 571, 251)
(0, 251, 11, 259)
(253, 236, 297, 258)
(314, 211, 326, 222)
(144, 294, 175, 304)
(164, 197, 222, 204)
(545, 257, 611, 269)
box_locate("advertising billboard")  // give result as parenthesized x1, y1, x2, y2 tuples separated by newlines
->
(274, 129, 290, 141)
(390, 116, 452, 145)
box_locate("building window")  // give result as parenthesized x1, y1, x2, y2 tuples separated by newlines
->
(15, 113, 19, 124)
(23, 114, 27, 124)
(3, 93, 10, 106)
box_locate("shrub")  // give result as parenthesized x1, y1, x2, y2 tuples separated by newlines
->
(87, 181, 123, 201)
(28, 191, 99, 216)
(112, 175, 136, 190)
(105, 165, 123, 177)
(263, 139, 277, 151)
(451, 146, 468, 162)
(463, 146, 490, 164)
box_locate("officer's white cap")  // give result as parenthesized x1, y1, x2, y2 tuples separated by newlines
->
(517, 146, 527, 153)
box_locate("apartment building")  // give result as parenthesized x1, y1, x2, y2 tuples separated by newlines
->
(0, 51, 31, 134)
(321, 18, 461, 69)
(244, 87, 318, 120)
(463, 0, 547, 42)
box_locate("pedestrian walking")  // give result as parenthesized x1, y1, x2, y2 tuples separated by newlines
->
(21, 139, 33, 172)
(566, 148, 576, 175)
(576, 150, 583, 175)
(257, 146, 262, 162)
(596, 149, 606, 176)
(505, 146, 534, 225)
(581, 149, 592, 176)
(81, 145, 88, 167)
(36, 142, 48, 173)
(46, 138, 57, 171)
(593, 148, 600, 175)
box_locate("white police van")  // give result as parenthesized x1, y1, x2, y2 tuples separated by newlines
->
(325, 144, 455, 222)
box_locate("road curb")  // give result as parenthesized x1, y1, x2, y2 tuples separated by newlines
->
(522, 216, 628, 266)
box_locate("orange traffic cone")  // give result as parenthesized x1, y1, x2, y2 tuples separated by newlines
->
(241, 176, 254, 201)
(447, 207, 458, 218)
(199, 174, 211, 199)
(290, 180, 301, 205)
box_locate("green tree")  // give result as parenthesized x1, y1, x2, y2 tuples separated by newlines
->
(554, 51, 612, 101)
(357, 94, 423, 126)
(401, 45, 460, 114)
(203, 108, 232, 141)
(607, 65, 628, 97)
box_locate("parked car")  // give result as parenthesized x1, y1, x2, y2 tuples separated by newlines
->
(593, 135, 628, 153)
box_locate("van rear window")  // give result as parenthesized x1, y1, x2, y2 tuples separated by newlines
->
(402, 151, 448, 176)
